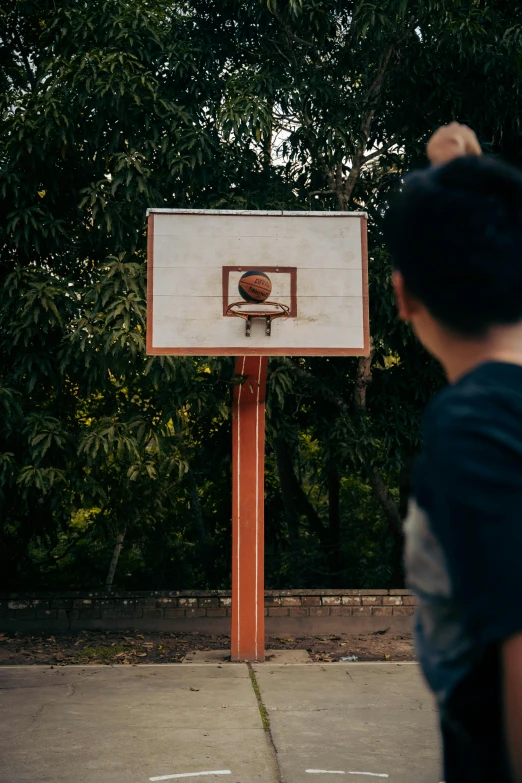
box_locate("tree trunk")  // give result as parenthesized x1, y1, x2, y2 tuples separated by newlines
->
(366, 466, 403, 539)
(186, 467, 217, 585)
(273, 437, 302, 554)
(262, 99, 274, 169)
(327, 465, 342, 587)
(105, 525, 127, 592)
(353, 353, 403, 541)
(399, 455, 414, 521)
(186, 467, 208, 545)
(273, 436, 327, 549)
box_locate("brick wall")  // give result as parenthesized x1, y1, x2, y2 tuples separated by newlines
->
(0, 589, 416, 634)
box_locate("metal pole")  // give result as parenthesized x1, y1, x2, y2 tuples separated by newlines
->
(231, 356, 267, 662)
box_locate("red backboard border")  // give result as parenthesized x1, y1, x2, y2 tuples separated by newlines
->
(146, 212, 370, 357)
(222, 265, 297, 317)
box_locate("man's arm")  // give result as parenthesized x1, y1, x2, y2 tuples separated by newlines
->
(504, 634, 522, 782)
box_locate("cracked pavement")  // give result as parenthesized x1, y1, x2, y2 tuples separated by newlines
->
(0, 663, 442, 783)
(253, 663, 441, 783)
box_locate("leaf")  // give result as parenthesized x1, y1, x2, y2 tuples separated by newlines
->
(1, 0, 518, 598)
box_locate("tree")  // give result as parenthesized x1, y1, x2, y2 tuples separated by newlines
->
(0, 0, 239, 589)
(214, 0, 522, 583)
(1, 0, 521, 590)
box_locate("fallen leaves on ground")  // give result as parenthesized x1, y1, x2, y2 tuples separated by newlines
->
(0, 630, 415, 666)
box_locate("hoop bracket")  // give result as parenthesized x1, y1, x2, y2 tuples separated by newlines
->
(226, 301, 290, 337)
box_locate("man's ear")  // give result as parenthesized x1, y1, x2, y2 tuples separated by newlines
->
(392, 271, 419, 322)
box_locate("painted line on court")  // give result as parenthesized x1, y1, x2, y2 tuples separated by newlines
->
(306, 771, 389, 778)
(149, 771, 231, 781)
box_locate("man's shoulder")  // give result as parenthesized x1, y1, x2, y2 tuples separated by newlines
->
(418, 362, 522, 498)
(424, 361, 522, 440)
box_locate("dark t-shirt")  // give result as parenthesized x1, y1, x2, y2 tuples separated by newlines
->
(404, 361, 522, 781)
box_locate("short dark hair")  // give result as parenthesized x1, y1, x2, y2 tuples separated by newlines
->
(384, 155, 522, 336)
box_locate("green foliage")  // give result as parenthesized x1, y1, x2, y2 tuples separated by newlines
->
(75, 644, 130, 662)
(1, 0, 521, 590)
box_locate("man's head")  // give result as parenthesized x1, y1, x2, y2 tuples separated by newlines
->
(385, 154, 522, 361)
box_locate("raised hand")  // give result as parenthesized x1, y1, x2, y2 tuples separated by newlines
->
(427, 121, 482, 165)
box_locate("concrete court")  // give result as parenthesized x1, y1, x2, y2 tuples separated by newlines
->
(254, 663, 442, 783)
(0, 663, 442, 783)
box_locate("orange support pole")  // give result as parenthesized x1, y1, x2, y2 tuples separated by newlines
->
(231, 356, 267, 662)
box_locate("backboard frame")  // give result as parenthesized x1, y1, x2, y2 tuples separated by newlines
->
(146, 209, 370, 357)
(222, 265, 298, 317)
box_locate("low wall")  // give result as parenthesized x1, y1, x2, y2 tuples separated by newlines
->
(1, 589, 416, 635)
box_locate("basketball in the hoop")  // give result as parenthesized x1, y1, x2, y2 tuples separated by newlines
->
(238, 270, 272, 302)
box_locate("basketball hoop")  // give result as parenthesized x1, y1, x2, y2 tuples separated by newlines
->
(226, 301, 290, 337)
(147, 209, 369, 663)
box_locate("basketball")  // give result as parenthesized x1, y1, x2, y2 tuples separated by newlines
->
(238, 270, 272, 302)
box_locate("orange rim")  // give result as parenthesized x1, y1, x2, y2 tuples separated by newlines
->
(226, 301, 290, 321)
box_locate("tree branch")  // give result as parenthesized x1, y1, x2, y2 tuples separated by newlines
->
(269, 5, 320, 60)
(268, 38, 294, 67)
(363, 17, 417, 105)
(11, 25, 37, 91)
(32, 532, 91, 567)
(362, 131, 403, 164)
(283, 27, 317, 51)
(309, 189, 336, 197)
(342, 19, 417, 204)
(334, 161, 344, 210)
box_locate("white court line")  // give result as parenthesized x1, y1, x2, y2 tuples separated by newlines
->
(306, 771, 388, 778)
(149, 772, 231, 781)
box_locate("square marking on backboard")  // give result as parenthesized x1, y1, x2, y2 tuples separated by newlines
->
(222, 266, 297, 316)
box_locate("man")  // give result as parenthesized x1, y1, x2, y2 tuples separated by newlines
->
(385, 123, 522, 782)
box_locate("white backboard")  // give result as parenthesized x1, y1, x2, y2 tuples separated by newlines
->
(147, 210, 369, 356)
